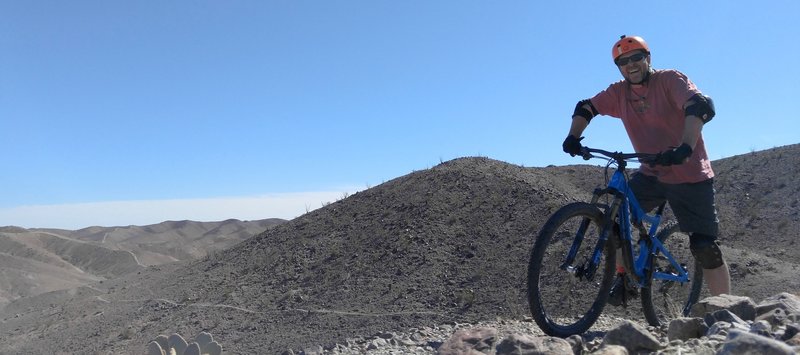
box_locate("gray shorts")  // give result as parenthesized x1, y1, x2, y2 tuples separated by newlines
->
(628, 172, 719, 238)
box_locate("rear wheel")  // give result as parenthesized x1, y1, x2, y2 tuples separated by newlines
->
(527, 202, 616, 337)
(641, 222, 704, 327)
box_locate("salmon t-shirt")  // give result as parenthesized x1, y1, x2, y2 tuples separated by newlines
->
(590, 69, 715, 184)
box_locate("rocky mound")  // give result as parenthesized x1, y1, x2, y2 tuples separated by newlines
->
(713, 145, 800, 263)
(0, 145, 798, 354)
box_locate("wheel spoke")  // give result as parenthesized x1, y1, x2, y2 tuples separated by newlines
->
(641, 223, 705, 326)
(528, 203, 616, 337)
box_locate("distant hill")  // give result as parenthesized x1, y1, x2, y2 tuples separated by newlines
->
(0, 218, 284, 306)
(0, 145, 798, 354)
(35, 218, 286, 265)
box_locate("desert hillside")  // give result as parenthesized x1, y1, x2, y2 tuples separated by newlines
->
(0, 219, 284, 306)
(0, 231, 140, 305)
(0, 144, 798, 354)
(36, 218, 286, 265)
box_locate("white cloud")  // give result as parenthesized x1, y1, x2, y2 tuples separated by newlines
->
(0, 190, 360, 230)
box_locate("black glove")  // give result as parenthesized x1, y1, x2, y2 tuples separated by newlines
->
(653, 143, 693, 166)
(562, 135, 584, 157)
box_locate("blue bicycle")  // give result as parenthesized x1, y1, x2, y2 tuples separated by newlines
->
(527, 147, 703, 337)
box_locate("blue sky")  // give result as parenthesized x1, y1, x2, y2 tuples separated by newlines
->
(1, 1, 798, 229)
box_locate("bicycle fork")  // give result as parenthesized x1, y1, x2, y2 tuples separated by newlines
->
(561, 193, 621, 282)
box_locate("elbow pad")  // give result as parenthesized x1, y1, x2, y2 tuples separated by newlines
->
(573, 99, 599, 122)
(684, 94, 715, 123)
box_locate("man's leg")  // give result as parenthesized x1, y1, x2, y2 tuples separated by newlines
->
(667, 179, 731, 296)
(690, 236, 731, 296)
(704, 262, 731, 296)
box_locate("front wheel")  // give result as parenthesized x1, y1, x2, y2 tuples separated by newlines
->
(527, 202, 616, 337)
(641, 222, 704, 327)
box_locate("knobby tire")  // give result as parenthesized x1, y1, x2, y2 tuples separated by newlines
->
(527, 202, 616, 337)
(641, 222, 704, 326)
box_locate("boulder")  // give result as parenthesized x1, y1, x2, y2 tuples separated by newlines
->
(719, 329, 795, 355)
(757, 308, 790, 327)
(691, 294, 757, 320)
(590, 344, 628, 355)
(601, 320, 663, 353)
(438, 327, 497, 355)
(668, 317, 708, 341)
(566, 334, 584, 354)
(494, 334, 572, 355)
(704, 309, 749, 328)
(756, 292, 800, 316)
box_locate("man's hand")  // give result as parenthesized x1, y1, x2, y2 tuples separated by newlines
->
(562, 135, 584, 157)
(653, 143, 693, 166)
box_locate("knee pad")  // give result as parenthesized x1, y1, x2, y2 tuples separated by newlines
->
(689, 234, 724, 269)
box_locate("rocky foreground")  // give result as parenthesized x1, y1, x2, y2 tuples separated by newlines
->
(146, 292, 800, 354)
(277, 293, 799, 354)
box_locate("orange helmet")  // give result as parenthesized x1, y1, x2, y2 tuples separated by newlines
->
(612, 35, 650, 61)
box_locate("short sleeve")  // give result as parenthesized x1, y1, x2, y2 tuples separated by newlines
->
(662, 70, 701, 110)
(590, 82, 623, 119)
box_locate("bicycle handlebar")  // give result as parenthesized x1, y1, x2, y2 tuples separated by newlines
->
(579, 147, 659, 165)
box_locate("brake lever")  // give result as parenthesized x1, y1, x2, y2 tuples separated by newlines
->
(640, 155, 658, 168)
(580, 148, 593, 161)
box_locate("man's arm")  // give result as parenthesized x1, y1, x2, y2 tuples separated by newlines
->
(562, 101, 595, 156)
(681, 115, 704, 150)
(681, 94, 715, 149)
(652, 98, 710, 166)
(568, 114, 590, 138)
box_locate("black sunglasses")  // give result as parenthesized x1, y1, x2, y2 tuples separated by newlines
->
(615, 52, 647, 66)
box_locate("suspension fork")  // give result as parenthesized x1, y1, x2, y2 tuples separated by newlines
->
(560, 189, 606, 271)
(561, 190, 621, 281)
(584, 197, 621, 281)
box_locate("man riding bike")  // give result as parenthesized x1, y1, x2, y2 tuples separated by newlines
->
(562, 35, 731, 305)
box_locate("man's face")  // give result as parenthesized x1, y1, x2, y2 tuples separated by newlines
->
(615, 50, 650, 84)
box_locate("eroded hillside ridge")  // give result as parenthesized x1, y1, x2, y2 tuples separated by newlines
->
(0, 231, 138, 305)
(0, 145, 798, 354)
(713, 144, 800, 263)
(0, 219, 284, 306)
(36, 218, 286, 265)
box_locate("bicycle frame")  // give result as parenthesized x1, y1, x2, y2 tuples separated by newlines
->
(561, 150, 691, 288)
(606, 168, 690, 287)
